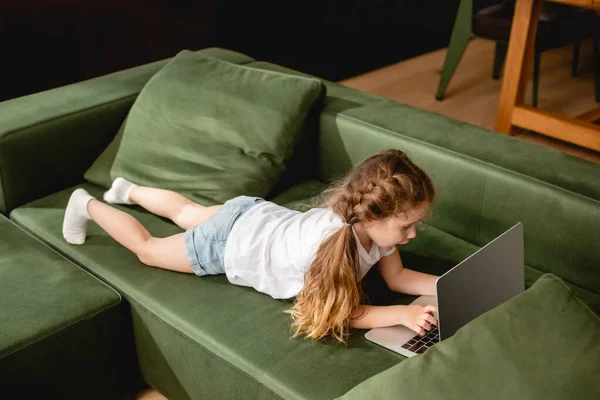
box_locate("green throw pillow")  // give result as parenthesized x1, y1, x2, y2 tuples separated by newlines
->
(84, 50, 325, 205)
(338, 274, 600, 400)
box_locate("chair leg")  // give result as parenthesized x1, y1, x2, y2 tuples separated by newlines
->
(436, 0, 473, 100)
(493, 42, 508, 80)
(593, 36, 599, 103)
(572, 41, 580, 77)
(532, 50, 541, 108)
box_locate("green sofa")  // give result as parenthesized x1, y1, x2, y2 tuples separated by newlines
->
(0, 215, 144, 399)
(0, 47, 598, 399)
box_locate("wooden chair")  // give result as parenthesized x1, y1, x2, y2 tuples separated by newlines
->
(435, 0, 600, 106)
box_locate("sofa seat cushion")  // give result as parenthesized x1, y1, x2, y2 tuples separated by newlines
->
(9, 183, 403, 399)
(337, 274, 600, 400)
(0, 215, 120, 356)
(0, 215, 142, 398)
(10, 184, 600, 398)
(84, 50, 326, 205)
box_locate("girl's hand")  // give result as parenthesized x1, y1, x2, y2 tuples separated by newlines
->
(398, 304, 438, 336)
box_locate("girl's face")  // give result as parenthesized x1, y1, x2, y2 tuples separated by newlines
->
(363, 202, 430, 249)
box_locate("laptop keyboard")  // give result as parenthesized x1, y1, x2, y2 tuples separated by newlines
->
(401, 326, 440, 354)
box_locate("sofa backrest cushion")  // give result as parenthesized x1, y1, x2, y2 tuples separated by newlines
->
(84, 50, 325, 205)
(317, 110, 600, 296)
(243, 62, 600, 296)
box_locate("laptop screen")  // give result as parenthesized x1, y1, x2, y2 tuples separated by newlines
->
(436, 223, 524, 340)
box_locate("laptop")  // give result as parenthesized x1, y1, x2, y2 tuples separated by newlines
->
(365, 222, 524, 357)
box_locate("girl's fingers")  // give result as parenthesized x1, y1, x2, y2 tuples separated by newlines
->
(424, 305, 438, 315)
(418, 319, 432, 331)
(423, 313, 438, 326)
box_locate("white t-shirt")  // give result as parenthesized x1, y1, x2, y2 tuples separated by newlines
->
(223, 201, 397, 299)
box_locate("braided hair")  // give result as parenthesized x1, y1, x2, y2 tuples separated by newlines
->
(286, 149, 435, 343)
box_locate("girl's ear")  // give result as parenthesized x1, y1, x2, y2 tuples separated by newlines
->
(398, 210, 409, 219)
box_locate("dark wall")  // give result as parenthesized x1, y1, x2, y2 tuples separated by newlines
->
(1, 1, 214, 101)
(214, 0, 463, 80)
(1, 0, 469, 102)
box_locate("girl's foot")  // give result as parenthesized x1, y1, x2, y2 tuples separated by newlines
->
(63, 189, 95, 245)
(103, 177, 137, 205)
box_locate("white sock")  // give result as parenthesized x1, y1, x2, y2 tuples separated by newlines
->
(63, 189, 95, 245)
(103, 177, 137, 205)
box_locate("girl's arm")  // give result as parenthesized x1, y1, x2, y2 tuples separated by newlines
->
(378, 249, 438, 296)
(349, 304, 437, 336)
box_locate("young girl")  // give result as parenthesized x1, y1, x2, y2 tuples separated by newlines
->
(63, 149, 439, 343)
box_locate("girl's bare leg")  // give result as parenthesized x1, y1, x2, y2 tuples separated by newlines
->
(86, 199, 194, 273)
(103, 177, 221, 230)
(128, 186, 221, 230)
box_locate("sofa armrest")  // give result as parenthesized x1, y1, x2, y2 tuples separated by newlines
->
(0, 48, 255, 215)
(0, 64, 160, 215)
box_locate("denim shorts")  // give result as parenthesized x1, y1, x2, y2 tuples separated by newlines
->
(184, 196, 264, 277)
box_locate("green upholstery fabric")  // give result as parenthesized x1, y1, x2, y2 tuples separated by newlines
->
(0, 217, 119, 355)
(315, 112, 600, 297)
(10, 182, 600, 399)
(248, 62, 600, 299)
(248, 61, 600, 200)
(7, 183, 454, 400)
(318, 120, 600, 293)
(3, 48, 600, 400)
(337, 274, 600, 400)
(401, 224, 600, 314)
(84, 50, 325, 205)
(0, 48, 255, 215)
(0, 216, 144, 398)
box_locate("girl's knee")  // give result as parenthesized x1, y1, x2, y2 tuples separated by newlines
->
(137, 254, 155, 267)
(135, 238, 158, 267)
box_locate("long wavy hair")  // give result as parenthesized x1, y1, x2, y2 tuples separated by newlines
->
(285, 149, 435, 343)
